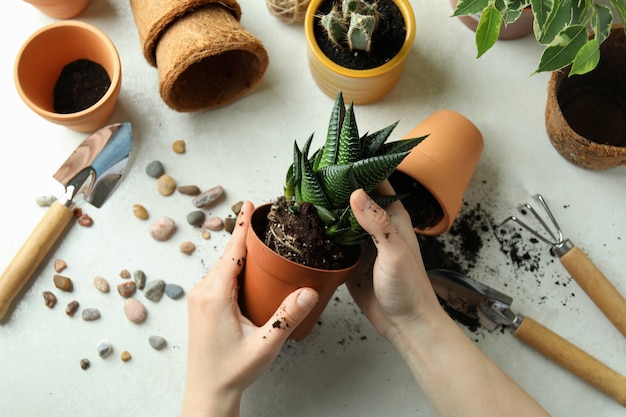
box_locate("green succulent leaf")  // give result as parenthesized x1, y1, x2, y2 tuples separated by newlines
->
(361, 121, 399, 157)
(300, 140, 330, 208)
(453, 0, 490, 16)
(353, 151, 411, 193)
(315, 205, 338, 225)
(337, 102, 361, 165)
(377, 136, 426, 157)
(569, 38, 600, 75)
(475, 6, 502, 58)
(534, 24, 588, 73)
(318, 91, 345, 170)
(318, 164, 358, 209)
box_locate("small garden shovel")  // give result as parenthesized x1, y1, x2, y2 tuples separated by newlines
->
(427, 268, 626, 407)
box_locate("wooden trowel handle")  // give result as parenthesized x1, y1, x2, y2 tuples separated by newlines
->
(0, 201, 74, 320)
(560, 246, 626, 338)
(514, 316, 626, 407)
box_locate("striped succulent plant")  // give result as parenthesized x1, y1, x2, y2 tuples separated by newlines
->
(283, 91, 427, 246)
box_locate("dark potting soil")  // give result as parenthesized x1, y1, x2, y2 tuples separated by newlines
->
(389, 170, 444, 230)
(54, 59, 111, 114)
(313, 0, 406, 70)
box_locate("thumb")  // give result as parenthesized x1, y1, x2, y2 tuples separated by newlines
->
(262, 288, 319, 341)
(350, 189, 404, 255)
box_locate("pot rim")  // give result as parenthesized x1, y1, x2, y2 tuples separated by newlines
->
(304, 0, 416, 78)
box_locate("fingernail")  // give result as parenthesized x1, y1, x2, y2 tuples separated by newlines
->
(297, 289, 319, 310)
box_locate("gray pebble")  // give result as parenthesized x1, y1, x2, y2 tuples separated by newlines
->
(97, 341, 113, 358)
(178, 185, 201, 196)
(164, 283, 184, 299)
(146, 160, 165, 178)
(82, 308, 101, 321)
(186, 210, 206, 227)
(144, 280, 166, 302)
(36, 195, 57, 207)
(149, 335, 167, 350)
(134, 270, 146, 290)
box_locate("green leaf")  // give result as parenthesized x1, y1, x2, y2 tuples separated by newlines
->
(361, 121, 399, 158)
(377, 136, 426, 156)
(569, 38, 600, 75)
(453, 0, 490, 16)
(318, 164, 357, 209)
(534, 24, 588, 73)
(337, 102, 361, 165)
(571, 0, 588, 23)
(496, 0, 528, 24)
(353, 151, 411, 193)
(592, 4, 613, 45)
(318, 91, 345, 170)
(475, 6, 502, 58)
(538, 0, 576, 45)
(530, 0, 556, 41)
(300, 145, 330, 207)
(609, 0, 626, 23)
(314, 205, 338, 225)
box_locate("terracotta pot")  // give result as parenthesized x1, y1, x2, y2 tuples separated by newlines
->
(450, 0, 534, 40)
(545, 24, 626, 170)
(390, 110, 484, 236)
(304, 0, 416, 105)
(24, 0, 90, 19)
(239, 203, 357, 340)
(14, 21, 122, 133)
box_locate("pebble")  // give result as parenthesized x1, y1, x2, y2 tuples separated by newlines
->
(203, 216, 224, 231)
(65, 300, 79, 317)
(172, 139, 186, 154)
(80, 358, 90, 370)
(97, 341, 112, 358)
(144, 280, 166, 302)
(133, 270, 146, 290)
(82, 308, 101, 321)
(36, 195, 57, 207)
(117, 281, 137, 298)
(124, 298, 147, 323)
(146, 160, 164, 178)
(179, 241, 196, 255)
(149, 216, 176, 241)
(200, 229, 211, 239)
(192, 185, 224, 208)
(78, 213, 93, 227)
(224, 217, 236, 234)
(133, 204, 149, 220)
(231, 200, 243, 215)
(164, 283, 184, 299)
(157, 174, 177, 196)
(53, 259, 67, 272)
(149, 335, 167, 350)
(42, 291, 57, 308)
(178, 185, 201, 196)
(120, 351, 132, 362)
(120, 269, 131, 279)
(93, 276, 110, 293)
(53, 274, 73, 292)
(187, 210, 205, 227)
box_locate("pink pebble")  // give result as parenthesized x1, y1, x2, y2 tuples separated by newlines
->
(124, 298, 147, 324)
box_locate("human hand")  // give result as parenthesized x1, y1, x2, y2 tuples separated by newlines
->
(181, 201, 319, 417)
(346, 185, 443, 341)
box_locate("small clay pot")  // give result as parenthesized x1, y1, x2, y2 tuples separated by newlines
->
(450, 0, 534, 40)
(239, 203, 357, 340)
(24, 0, 90, 19)
(304, 0, 416, 105)
(14, 21, 121, 133)
(389, 110, 484, 236)
(545, 24, 626, 170)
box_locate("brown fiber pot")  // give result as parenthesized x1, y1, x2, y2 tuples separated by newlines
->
(239, 203, 357, 340)
(545, 24, 626, 170)
(390, 110, 484, 236)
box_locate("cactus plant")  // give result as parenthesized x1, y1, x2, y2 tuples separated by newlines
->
(264, 90, 426, 268)
(319, 0, 381, 51)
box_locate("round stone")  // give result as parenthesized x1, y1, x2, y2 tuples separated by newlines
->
(178, 185, 201, 196)
(82, 308, 101, 321)
(203, 216, 224, 231)
(149, 217, 176, 241)
(187, 210, 205, 227)
(149, 335, 167, 350)
(146, 160, 164, 178)
(53, 274, 73, 292)
(157, 175, 177, 196)
(133, 270, 146, 290)
(179, 241, 196, 255)
(97, 341, 112, 358)
(133, 204, 149, 220)
(36, 195, 57, 207)
(144, 280, 166, 302)
(93, 276, 110, 293)
(192, 186, 224, 208)
(164, 283, 184, 299)
(117, 281, 137, 298)
(124, 298, 147, 323)
(120, 351, 132, 362)
(172, 140, 186, 154)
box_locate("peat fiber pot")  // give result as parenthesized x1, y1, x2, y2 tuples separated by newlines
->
(389, 110, 484, 236)
(239, 204, 357, 340)
(450, 0, 534, 40)
(14, 21, 121, 133)
(304, 0, 416, 105)
(545, 24, 626, 170)
(24, 0, 90, 19)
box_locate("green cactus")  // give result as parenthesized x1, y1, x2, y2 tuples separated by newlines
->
(283, 90, 427, 246)
(318, 0, 381, 51)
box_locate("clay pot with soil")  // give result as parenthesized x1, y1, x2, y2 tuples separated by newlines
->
(239, 91, 424, 339)
(389, 109, 484, 236)
(14, 20, 121, 133)
(545, 24, 626, 170)
(304, 0, 416, 104)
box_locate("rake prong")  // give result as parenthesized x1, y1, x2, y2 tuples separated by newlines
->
(499, 215, 557, 246)
(518, 202, 560, 243)
(534, 194, 565, 242)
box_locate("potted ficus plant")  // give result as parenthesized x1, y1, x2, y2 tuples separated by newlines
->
(304, 0, 416, 104)
(239, 90, 426, 340)
(452, 0, 626, 75)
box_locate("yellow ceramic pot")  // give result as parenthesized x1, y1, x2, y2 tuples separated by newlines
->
(14, 21, 121, 133)
(304, 0, 415, 105)
(23, 0, 90, 19)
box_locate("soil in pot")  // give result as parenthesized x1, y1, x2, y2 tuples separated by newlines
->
(54, 59, 111, 114)
(313, 0, 406, 70)
(388, 170, 444, 230)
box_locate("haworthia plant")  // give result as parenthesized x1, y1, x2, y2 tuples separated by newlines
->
(284, 91, 427, 246)
(453, 0, 626, 75)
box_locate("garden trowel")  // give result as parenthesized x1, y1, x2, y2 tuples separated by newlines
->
(427, 268, 626, 407)
(0, 122, 133, 320)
